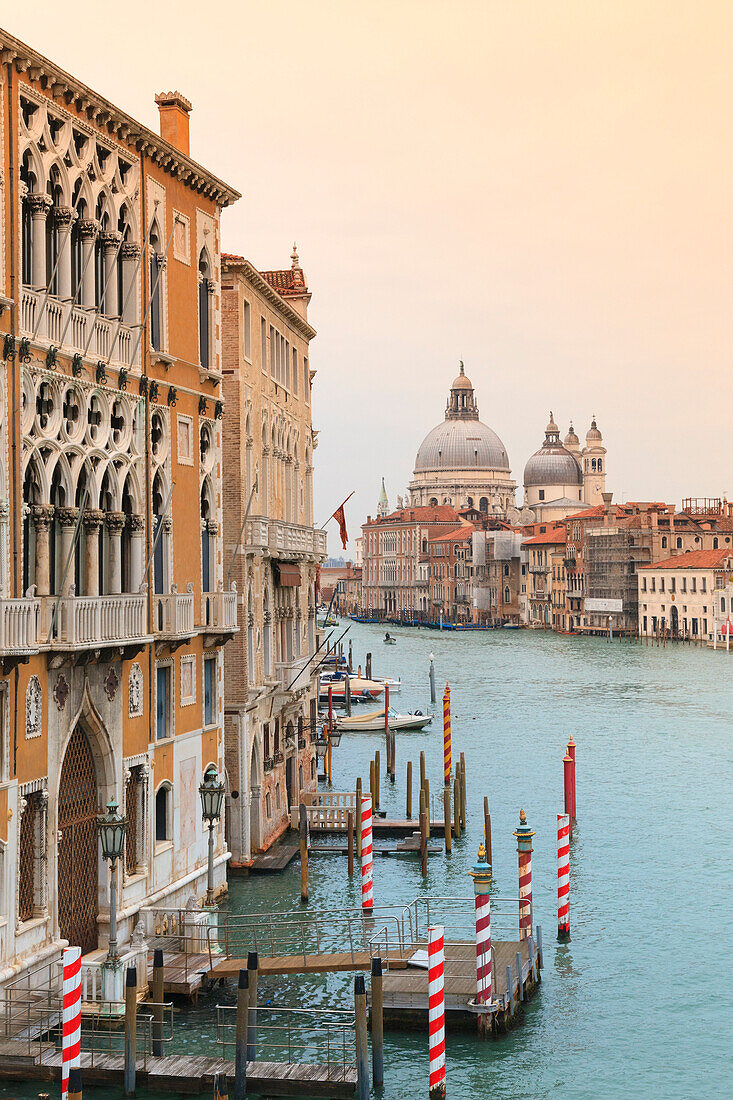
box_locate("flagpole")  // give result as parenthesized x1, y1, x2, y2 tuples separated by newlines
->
(318, 490, 355, 531)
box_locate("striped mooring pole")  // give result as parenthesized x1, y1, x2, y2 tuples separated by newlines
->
(557, 813, 571, 940)
(469, 844, 492, 1026)
(567, 735, 577, 822)
(442, 683, 451, 786)
(62, 946, 82, 1100)
(360, 794, 374, 910)
(514, 809, 535, 942)
(428, 925, 446, 1099)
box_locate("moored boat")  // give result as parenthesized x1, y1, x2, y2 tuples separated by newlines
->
(337, 707, 433, 732)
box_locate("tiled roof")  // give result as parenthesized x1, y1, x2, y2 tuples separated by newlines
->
(640, 549, 733, 570)
(366, 506, 459, 525)
(522, 524, 567, 546)
(260, 269, 308, 296)
(563, 505, 606, 521)
(429, 524, 474, 544)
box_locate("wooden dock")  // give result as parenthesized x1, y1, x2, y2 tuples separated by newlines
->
(0, 1050, 357, 1097)
(250, 841, 300, 872)
(211, 951, 409, 979)
(147, 950, 211, 999)
(310, 839, 443, 857)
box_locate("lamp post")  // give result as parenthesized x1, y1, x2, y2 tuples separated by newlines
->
(97, 799, 126, 1008)
(200, 768, 225, 907)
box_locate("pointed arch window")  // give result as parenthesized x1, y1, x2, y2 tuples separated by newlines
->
(199, 249, 212, 368)
(150, 222, 163, 351)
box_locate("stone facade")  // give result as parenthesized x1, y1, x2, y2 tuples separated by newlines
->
(221, 251, 324, 864)
(0, 30, 239, 986)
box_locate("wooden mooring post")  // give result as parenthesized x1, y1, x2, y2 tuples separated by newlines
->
(423, 776, 430, 839)
(299, 802, 309, 902)
(354, 974, 369, 1100)
(484, 796, 492, 867)
(246, 952, 258, 1062)
(69, 1066, 83, 1100)
(460, 752, 467, 827)
(453, 776, 461, 838)
(443, 787, 452, 854)
(369, 760, 376, 813)
(371, 956, 384, 1088)
(215, 1072, 229, 1100)
(124, 966, 136, 1098)
(420, 750, 426, 790)
(406, 760, 412, 818)
(152, 948, 164, 1057)
(374, 751, 381, 809)
(419, 792, 428, 877)
(347, 809, 354, 876)
(235, 968, 248, 1100)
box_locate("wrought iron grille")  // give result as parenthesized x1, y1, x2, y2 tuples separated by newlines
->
(18, 793, 40, 922)
(125, 767, 141, 876)
(58, 726, 99, 955)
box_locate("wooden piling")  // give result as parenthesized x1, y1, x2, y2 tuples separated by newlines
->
(420, 750, 426, 789)
(347, 810, 354, 876)
(345, 674, 351, 716)
(369, 760, 376, 812)
(215, 1072, 229, 1100)
(506, 965, 514, 1015)
(152, 947, 164, 1057)
(406, 760, 412, 818)
(124, 966, 137, 1098)
(326, 737, 332, 785)
(235, 969, 248, 1100)
(374, 751, 380, 809)
(389, 730, 396, 782)
(246, 952, 258, 1062)
(371, 956, 384, 1088)
(366, 652, 372, 679)
(299, 802, 309, 903)
(423, 776, 430, 839)
(453, 776, 461, 838)
(356, 778, 362, 857)
(483, 796, 492, 868)
(460, 752, 467, 826)
(516, 950, 525, 1002)
(443, 787, 452, 854)
(419, 793, 428, 877)
(69, 1067, 82, 1100)
(354, 974, 369, 1100)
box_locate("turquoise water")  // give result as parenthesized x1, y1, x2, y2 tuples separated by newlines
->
(8, 622, 732, 1099)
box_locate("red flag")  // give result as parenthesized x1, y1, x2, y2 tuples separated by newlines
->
(332, 504, 348, 549)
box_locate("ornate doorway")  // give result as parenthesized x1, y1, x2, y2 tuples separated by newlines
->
(58, 726, 99, 954)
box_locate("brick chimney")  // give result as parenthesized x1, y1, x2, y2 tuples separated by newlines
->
(155, 91, 192, 155)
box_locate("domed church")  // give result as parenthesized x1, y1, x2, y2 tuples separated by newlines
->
(408, 365, 516, 515)
(515, 412, 607, 523)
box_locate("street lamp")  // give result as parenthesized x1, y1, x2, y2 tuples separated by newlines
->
(97, 799, 126, 962)
(199, 768, 225, 906)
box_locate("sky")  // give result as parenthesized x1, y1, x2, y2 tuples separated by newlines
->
(8, 1, 731, 555)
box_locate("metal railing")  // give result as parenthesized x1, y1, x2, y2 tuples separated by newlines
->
(140, 905, 216, 983)
(216, 1004, 356, 1081)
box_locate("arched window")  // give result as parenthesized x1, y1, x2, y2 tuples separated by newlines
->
(20, 151, 37, 286)
(199, 249, 212, 368)
(155, 785, 171, 842)
(429, 498, 438, 508)
(467, 496, 474, 508)
(46, 169, 63, 296)
(94, 193, 108, 311)
(713, 537, 719, 549)
(152, 470, 169, 596)
(676, 537, 682, 549)
(265, 791, 272, 819)
(200, 477, 215, 593)
(71, 184, 85, 302)
(597, 459, 602, 472)
(479, 497, 488, 513)
(149, 221, 163, 351)
(263, 589, 271, 676)
(504, 586, 511, 604)
(661, 537, 667, 549)
(591, 458, 596, 471)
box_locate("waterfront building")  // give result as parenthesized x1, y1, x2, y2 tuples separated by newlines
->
(712, 578, 733, 645)
(521, 414, 607, 523)
(408, 366, 516, 515)
(472, 529, 523, 625)
(638, 549, 733, 641)
(427, 523, 475, 624)
(522, 524, 567, 626)
(361, 504, 460, 619)
(0, 30, 239, 987)
(221, 250, 324, 863)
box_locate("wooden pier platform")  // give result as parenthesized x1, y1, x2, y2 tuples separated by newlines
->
(0, 1050, 357, 1097)
(250, 841, 300, 872)
(211, 951, 409, 979)
(147, 951, 211, 998)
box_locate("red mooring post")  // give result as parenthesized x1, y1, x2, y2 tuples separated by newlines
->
(567, 735, 576, 823)
(514, 809, 534, 942)
(563, 752, 574, 838)
(384, 682, 390, 733)
(557, 813, 570, 940)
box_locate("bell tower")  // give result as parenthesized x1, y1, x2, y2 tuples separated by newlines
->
(582, 417, 606, 505)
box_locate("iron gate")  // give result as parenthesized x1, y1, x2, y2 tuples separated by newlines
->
(58, 725, 99, 955)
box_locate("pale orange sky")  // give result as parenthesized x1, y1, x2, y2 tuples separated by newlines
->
(9, 1, 731, 552)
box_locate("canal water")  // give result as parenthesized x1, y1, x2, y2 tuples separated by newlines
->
(8, 622, 732, 1099)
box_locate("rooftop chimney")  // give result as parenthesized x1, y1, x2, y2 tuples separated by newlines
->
(155, 91, 192, 155)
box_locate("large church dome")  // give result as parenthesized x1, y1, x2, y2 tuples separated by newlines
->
(524, 413, 582, 487)
(413, 364, 510, 472)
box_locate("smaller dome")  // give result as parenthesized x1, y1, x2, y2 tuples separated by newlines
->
(586, 416, 602, 442)
(565, 423, 579, 446)
(545, 410, 559, 435)
(451, 362, 473, 390)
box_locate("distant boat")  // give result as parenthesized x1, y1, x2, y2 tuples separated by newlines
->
(384, 634, 397, 645)
(502, 623, 519, 630)
(319, 676, 384, 702)
(338, 707, 433, 732)
(318, 614, 339, 627)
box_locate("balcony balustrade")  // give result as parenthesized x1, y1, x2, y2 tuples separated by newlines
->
(245, 516, 327, 559)
(20, 287, 138, 367)
(48, 592, 148, 649)
(0, 596, 41, 655)
(274, 654, 313, 692)
(155, 587, 195, 639)
(202, 587, 238, 635)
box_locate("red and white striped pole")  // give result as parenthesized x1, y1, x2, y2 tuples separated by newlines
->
(61, 945, 82, 1100)
(428, 925, 446, 1099)
(360, 794, 373, 910)
(442, 683, 451, 786)
(563, 751, 573, 838)
(469, 844, 492, 1021)
(557, 813, 570, 941)
(567, 736, 576, 823)
(514, 809, 534, 942)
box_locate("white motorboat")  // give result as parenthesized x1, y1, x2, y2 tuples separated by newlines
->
(337, 707, 433, 732)
(318, 676, 384, 702)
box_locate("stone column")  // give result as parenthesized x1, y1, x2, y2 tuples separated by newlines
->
(31, 505, 55, 596)
(119, 242, 140, 325)
(28, 194, 52, 290)
(106, 512, 126, 594)
(128, 514, 145, 592)
(83, 510, 104, 597)
(101, 231, 121, 317)
(53, 207, 75, 301)
(78, 220, 98, 308)
(56, 507, 79, 595)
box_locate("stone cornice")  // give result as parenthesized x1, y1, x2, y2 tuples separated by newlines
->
(221, 255, 317, 341)
(2, 29, 240, 208)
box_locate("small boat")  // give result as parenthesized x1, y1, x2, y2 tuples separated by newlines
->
(319, 676, 384, 702)
(337, 707, 433, 732)
(318, 614, 339, 627)
(502, 623, 519, 630)
(377, 676, 402, 694)
(383, 632, 397, 645)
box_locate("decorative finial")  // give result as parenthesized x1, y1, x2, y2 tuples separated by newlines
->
(519, 808, 526, 824)
(459, 360, 464, 375)
(477, 843, 486, 861)
(291, 242, 300, 268)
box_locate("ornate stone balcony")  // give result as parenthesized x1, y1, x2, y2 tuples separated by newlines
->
(20, 287, 139, 368)
(43, 591, 149, 652)
(275, 654, 313, 693)
(201, 587, 238, 641)
(154, 586, 195, 644)
(245, 516, 327, 560)
(0, 596, 41, 658)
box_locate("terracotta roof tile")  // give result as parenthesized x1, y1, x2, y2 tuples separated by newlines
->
(261, 268, 308, 296)
(640, 549, 733, 570)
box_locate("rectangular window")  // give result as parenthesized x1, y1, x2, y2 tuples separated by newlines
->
(285, 340, 291, 389)
(269, 326, 276, 378)
(304, 357, 310, 402)
(241, 298, 251, 359)
(204, 657, 216, 726)
(701, 578, 707, 593)
(260, 317, 267, 371)
(156, 664, 172, 740)
(292, 348, 298, 395)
